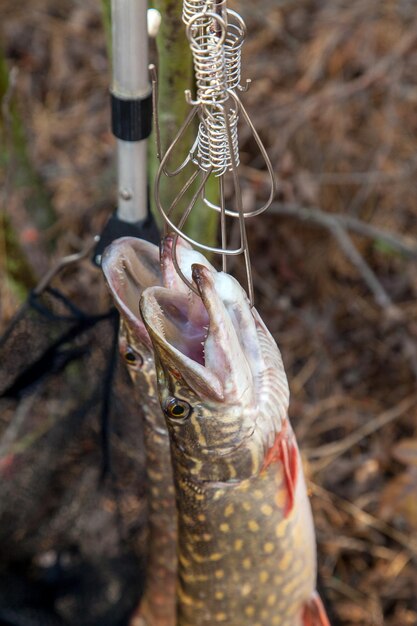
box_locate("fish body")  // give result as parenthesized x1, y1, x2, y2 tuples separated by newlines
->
(102, 238, 177, 626)
(140, 255, 330, 626)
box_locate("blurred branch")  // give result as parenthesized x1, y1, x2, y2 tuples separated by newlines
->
(268, 24, 417, 158)
(312, 482, 417, 558)
(307, 394, 417, 466)
(269, 201, 417, 379)
(269, 202, 412, 311)
(269, 203, 417, 260)
(332, 224, 392, 309)
(0, 392, 39, 462)
(296, 23, 417, 104)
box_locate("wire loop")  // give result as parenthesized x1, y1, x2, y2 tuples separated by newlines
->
(153, 0, 276, 305)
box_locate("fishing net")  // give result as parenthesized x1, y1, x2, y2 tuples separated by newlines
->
(0, 285, 147, 626)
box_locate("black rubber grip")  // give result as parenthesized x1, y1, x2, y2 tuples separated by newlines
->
(111, 91, 153, 141)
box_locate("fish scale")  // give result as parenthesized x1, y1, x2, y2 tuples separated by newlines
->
(175, 454, 316, 626)
(118, 326, 177, 626)
(140, 258, 331, 626)
(102, 240, 178, 626)
(102, 236, 225, 626)
(103, 236, 330, 626)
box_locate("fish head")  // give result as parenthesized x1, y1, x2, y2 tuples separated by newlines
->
(140, 261, 290, 482)
(102, 236, 162, 384)
(101, 234, 215, 386)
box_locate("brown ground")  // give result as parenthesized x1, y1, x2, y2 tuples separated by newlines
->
(1, 1, 417, 625)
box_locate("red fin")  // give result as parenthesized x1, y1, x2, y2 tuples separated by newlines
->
(262, 421, 298, 518)
(302, 592, 331, 626)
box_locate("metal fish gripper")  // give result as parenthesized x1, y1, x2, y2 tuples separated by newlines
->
(153, 0, 276, 306)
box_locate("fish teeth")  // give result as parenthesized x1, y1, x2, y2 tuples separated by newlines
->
(202, 325, 209, 343)
(154, 302, 166, 339)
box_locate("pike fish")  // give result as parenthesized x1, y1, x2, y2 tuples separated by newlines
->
(102, 237, 178, 626)
(139, 251, 331, 626)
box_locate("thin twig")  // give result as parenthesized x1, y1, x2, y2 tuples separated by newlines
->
(269, 202, 397, 309)
(268, 201, 417, 380)
(306, 394, 417, 470)
(332, 223, 393, 309)
(311, 482, 417, 557)
(268, 202, 417, 259)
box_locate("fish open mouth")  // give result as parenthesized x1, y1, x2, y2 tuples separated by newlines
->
(140, 263, 256, 403)
(145, 287, 209, 366)
(102, 234, 263, 402)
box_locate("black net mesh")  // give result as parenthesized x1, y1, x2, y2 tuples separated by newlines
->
(0, 287, 147, 626)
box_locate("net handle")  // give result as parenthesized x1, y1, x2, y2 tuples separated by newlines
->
(111, 0, 151, 223)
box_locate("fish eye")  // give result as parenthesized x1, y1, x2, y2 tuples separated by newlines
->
(123, 346, 143, 368)
(164, 397, 191, 420)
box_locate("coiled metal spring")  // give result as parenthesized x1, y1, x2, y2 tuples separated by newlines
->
(182, 0, 208, 25)
(196, 107, 239, 175)
(153, 0, 276, 305)
(224, 10, 246, 91)
(182, 0, 226, 26)
(187, 24, 228, 105)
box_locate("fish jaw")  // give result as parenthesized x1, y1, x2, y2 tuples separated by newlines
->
(139, 285, 224, 402)
(192, 265, 258, 401)
(102, 236, 161, 316)
(140, 264, 258, 403)
(102, 236, 162, 363)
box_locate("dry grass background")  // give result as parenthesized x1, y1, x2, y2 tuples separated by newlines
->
(1, 1, 417, 625)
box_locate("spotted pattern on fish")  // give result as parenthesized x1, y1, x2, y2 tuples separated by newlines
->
(140, 263, 331, 626)
(102, 236, 224, 626)
(171, 453, 317, 625)
(102, 239, 177, 626)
